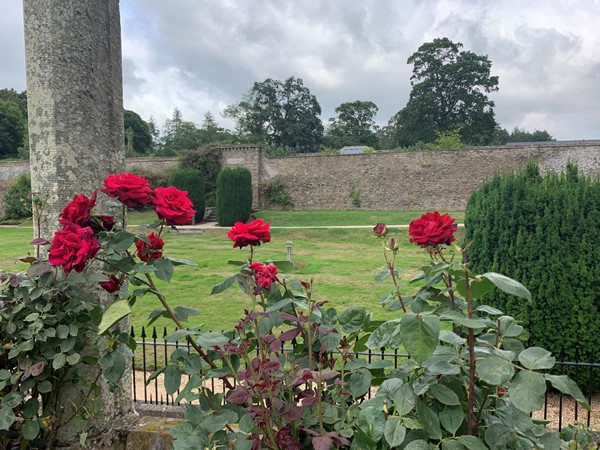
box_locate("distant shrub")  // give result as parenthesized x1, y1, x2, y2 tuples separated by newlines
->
(465, 161, 600, 390)
(264, 145, 294, 158)
(3, 173, 31, 220)
(216, 167, 252, 226)
(178, 146, 222, 205)
(130, 166, 172, 189)
(259, 178, 294, 209)
(349, 182, 361, 208)
(168, 169, 205, 223)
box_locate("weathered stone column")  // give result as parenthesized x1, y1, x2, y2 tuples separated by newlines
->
(24, 0, 125, 240)
(23, 0, 133, 445)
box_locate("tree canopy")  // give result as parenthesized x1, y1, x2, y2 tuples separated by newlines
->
(0, 99, 26, 159)
(225, 76, 323, 152)
(495, 126, 554, 144)
(124, 109, 152, 155)
(325, 100, 379, 148)
(390, 37, 499, 147)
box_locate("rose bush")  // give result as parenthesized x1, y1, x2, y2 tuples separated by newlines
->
(2, 183, 592, 449)
(0, 172, 198, 447)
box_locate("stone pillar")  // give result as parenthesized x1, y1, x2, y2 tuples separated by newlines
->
(24, 0, 125, 240)
(23, 0, 132, 444)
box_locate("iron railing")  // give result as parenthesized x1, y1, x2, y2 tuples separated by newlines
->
(129, 326, 600, 430)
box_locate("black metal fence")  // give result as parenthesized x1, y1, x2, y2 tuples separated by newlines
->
(129, 326, 600, 431)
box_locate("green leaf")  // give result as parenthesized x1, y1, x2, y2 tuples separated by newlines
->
(518, 347, 555, 370)
(338, 306, 367, 334)
(201, 410, 237, 433)
(164, 365, 181, 396)
(475, 305, 504, 315)
(392, 383, 416, 415)
(439, 330, 466, 345)
(167, 257, 197, 266)
(440, 405, 463, 435)
(456, 435, 488, 450)
(67, 353, 81, 366)
(320, 331, 341, 352)
(52, 353, 67, 370)
(153, 258, 175, 282)
(481, 272, 531, 301)
(132, 263, 157, 274)
(349, 369, 372, 398)
(508, 370, 546, 413)
(23, 398, 39, 419)
(147, 307, 168, 325)
(56, 324, 69, 339)
(173, 306, 200, 323)
(442, 440, 466, 450)
(357, 406, 385, 442)
(416, 399, 442, 440)
(404, 440, 433, 450)
(98, 300, 131, 335)
(456, 276, 495, 300)
(164, 329, 194, 342)
(22, 419, 40, 440)
(401, 313, 439, 364)
(0, 407, 16, 431)
(384, 416, 406, 447)
(211, 274, 242, 295)
(265, 259, 294, 272)
(111, 231, 135, 252)
(476, 356, 515, 385)
(545, 374, 590, 411)
(196, 332, 230, 349)
(429, 383, 460, 406)
(366, 318, 402, 349)
(102, 350, 126, 384)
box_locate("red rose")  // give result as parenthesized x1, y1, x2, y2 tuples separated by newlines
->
(135, 232, 164, 262)
(408, 211, 457, 248)
(101, 173, 153, 208)
(48, 223, 100, 273)
(152, 186, 195, 225)
(373, 223, 388, 236)
(228, 219, 271, 249)
(249, 262, 278, 290)
(59, 192, 97, 227)
(100, 273, 121, 293)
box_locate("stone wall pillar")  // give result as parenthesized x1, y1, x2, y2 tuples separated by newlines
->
(23, 0, 132, 444)
(24, 0, 125, 240)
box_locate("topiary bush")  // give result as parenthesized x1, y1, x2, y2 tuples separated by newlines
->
(178, 146, 222, 206)
(465, 161, 600, 390)
(168, 169, 205, 223)
(3, 173, 31, 220)
(216, 167, 252, 226)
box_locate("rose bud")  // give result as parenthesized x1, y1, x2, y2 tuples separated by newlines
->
(373, 223, 388, 237)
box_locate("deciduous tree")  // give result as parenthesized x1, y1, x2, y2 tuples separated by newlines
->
(225, 77, 323, 152)
(392, 37, 499, 147)
(0, 99, 26, 158)
(325, 100, 379, 148)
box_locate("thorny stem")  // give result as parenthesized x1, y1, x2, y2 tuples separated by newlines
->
(462, 249, 477, 435)
(58, 370, 102, 428)
(382, 241, 406, 313)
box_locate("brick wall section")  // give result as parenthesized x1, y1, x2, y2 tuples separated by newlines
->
(2, 144, 600, 216)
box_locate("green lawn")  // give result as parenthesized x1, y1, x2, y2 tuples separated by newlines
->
(254, 210, 464, 227)
(0, 210, 464, 333)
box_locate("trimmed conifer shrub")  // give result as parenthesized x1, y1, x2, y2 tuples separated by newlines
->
(168, 169, 205, 223)
(3, 173, 31, 220)
(465, 161, 600, 390)
(216, 167, 252, 226)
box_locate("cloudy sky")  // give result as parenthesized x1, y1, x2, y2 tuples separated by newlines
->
(2, 1, 599, 140)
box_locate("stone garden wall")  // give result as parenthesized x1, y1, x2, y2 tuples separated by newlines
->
(2, 143, 600, 216)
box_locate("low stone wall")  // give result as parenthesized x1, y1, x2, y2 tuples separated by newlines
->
(2, 143, 600, 217)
